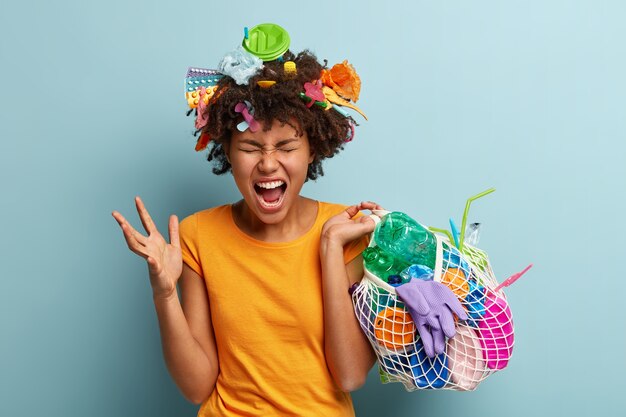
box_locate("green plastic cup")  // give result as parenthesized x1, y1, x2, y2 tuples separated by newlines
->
(242, 23, 291, 61)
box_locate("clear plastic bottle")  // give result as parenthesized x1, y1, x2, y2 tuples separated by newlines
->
(374, 212, 437, 269)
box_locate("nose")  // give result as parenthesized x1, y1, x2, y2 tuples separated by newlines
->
(257, 149, 280, 173)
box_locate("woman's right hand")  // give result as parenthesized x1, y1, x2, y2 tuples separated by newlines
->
(112, 196, 183, 300)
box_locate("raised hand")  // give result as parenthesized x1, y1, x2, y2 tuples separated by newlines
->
(112, 197, 183, 299)
(321, 201, 384, 248)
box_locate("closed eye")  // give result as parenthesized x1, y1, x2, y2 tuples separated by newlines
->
(237, 147, 299, 154)
(238, 148, 262, 154)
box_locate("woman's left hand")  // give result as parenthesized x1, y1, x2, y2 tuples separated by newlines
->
(321, 201, 384, 249)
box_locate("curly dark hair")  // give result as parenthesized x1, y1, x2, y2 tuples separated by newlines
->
(195, 50, 356, 181)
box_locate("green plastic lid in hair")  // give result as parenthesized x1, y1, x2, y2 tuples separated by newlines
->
(242, 23, 290, 61)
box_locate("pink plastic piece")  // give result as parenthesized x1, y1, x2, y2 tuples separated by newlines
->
(478, 293, 514, 370)
(303, 80, 325, 108)
(494, 263, 533, 293)
(234, 102, 260, 132)
(195, 87, 210, 130)
(447, 325, 485, 390)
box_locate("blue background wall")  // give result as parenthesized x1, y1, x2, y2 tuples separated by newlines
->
(2, 1, 625, 415)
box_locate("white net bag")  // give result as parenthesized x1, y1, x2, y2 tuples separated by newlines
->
(351, 190, 524, 391)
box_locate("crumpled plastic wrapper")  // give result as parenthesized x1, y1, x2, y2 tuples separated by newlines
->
(218, 46, 264, 85)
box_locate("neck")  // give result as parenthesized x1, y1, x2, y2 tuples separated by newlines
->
(232, 197, 318, 242)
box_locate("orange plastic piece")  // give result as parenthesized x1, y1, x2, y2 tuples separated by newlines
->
(321, 60, 361, 102)
(257, 80, 277, 88)
(374, 307, 416, 350)
(440, 268, 469, 299)
(322, 86, 368, 120)
(195, 132, 211, 151)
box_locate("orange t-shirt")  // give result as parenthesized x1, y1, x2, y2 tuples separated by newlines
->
(179, 201, 368, 416)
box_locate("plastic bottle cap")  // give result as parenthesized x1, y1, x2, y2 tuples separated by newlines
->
(242, 23, 290, 61)
(387, 275, 403, 285)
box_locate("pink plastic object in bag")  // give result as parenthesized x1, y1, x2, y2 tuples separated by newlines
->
(478, 293, 514, 370)
(447, 325, 485, 391)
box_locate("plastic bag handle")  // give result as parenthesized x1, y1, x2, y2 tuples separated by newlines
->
(366, 210, 389, 248)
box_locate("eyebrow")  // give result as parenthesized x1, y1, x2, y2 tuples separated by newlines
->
(238, 138, 300, 147)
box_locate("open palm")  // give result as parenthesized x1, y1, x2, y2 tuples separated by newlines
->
(112, 197, 182, 299)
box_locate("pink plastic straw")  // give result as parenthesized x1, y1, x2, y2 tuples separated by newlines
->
(494, 264, 533, 293)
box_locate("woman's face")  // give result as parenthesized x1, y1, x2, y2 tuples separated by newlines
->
(227, 119, 314, 225)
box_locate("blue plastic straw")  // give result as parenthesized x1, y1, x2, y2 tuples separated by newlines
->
(449, 218, 460, 248)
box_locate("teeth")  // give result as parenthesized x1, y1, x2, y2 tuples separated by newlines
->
(256, 180, 285, 189)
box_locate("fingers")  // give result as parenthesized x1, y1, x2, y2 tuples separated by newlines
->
(431, 326, 446, 356)
(426, 314, 442, 330)
(112, 210, 148, 248)
(169, 215, 180, 248)
(342, 205, 375, 230)
(439, 309, 457, 339)
(417, 322, 435, 358)
(341, 201, 385, 226)
(438, 285, 469, 321)
(343, 204, 361, 219)
(135, 196, 157, 235)
(358, 216, 376, 234)
(344, 201, 384, 218)
(396, 282, 430, 316)
(449, 300, 468, 321)
(358, 201, 384, 211)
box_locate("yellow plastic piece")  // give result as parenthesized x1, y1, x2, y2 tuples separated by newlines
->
(186, 86, 218, 109)
(322, 86, 368, 120)
(284, 61, 297, 76)
(257, 80, 277, 88)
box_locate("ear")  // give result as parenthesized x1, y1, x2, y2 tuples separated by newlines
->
(308, 150, 315, 165)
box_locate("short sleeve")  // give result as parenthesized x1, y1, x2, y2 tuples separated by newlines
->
(178, 213, 203, 276)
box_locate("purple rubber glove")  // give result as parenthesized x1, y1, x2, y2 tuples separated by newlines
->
(396, 277, 468, 358)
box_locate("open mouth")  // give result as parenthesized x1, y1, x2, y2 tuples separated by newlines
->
(254, 180, 287, 209)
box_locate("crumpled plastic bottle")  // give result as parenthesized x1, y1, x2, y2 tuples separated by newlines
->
(375, 212, 437, 269)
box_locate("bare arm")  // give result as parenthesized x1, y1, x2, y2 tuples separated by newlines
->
(112, 197, 218, 404)
(154, 265, 219, 404)
(320, 202, 379, 392)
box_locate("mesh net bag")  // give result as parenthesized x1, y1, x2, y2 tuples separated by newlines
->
(351, 209, 515, 391)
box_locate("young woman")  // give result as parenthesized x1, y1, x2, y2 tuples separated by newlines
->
(112, 25, 377, 416)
